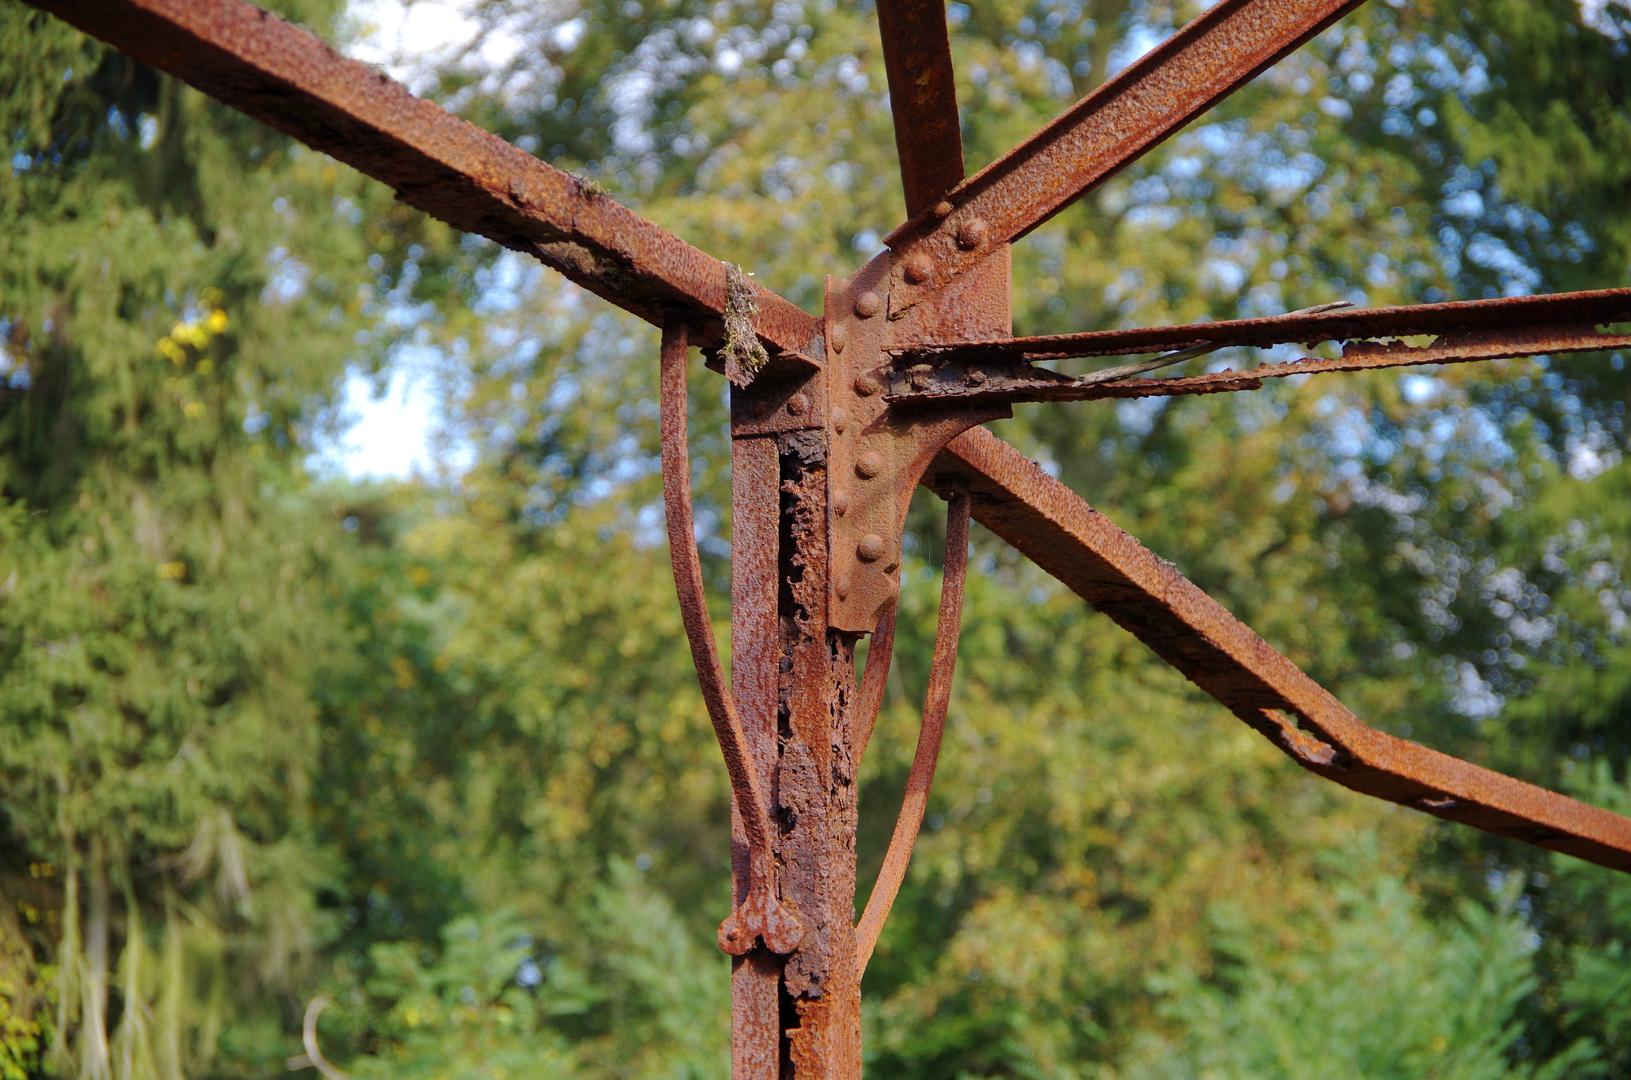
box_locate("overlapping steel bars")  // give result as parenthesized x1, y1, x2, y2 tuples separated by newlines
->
(886, 288, 1631, 405)
(882, 0, 1369, 317)
(26, 0, 1631, 1076)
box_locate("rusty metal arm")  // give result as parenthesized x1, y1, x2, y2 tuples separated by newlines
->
(887, 289, 1631, 405)
(927, 426, 1631, 874)
(883, 0, 1369, 314)
(876, 0, 966, 214)
(660, 323, 805, 955)
(31, 0, 822, 370)
(854, 488, 971, 976)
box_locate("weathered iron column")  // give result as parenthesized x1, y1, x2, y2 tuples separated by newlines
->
(729, 325, 863, 1076)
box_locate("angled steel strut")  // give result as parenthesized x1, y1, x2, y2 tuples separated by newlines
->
(30, 0, 1631, 1076)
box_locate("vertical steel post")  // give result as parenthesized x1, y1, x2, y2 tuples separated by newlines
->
(731, 363, 862, 1078)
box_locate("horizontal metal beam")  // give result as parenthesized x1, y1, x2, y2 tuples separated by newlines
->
(883, 0, 1369, 318)
(929, 426, 1631, 873)
(887, 291, 1631, 404)
(31, 0, 823, 371)
(895, 288, 1631, 365)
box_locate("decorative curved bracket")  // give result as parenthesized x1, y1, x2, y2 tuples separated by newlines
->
(659, 321, 805, 956)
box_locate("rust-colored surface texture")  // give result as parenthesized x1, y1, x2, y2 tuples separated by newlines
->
(32, 0, 1631, 1075)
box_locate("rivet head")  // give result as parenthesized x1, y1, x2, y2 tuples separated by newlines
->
(832, 407, 847, 434)
(787, 392, 810, 417)
(856, 534, 887, 563)
(902, 254, 933, 285)
(854, 291, 882, 318)
(830, 324, 848, 353)
(852, 375, 881, 397)
(955, 216, 989, 250)
(835, 574, 851, 600)
(932, 200, 954, 219)
(833, 489, 849, 515)
(855, 452, 884, 479)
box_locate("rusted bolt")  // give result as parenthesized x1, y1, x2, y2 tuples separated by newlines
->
(856, 534, 887, 563)
(787, 392, 810, 417)
(932, 200, 954, 219)
(902, 254, 933, 285)
(965, 369, 987, 386)
(830, 323, 847, 353)
(853, 375, 881, 397)
(955, 217, 989, 250)
(832, 407, 847, 434)
(833, 489, 849, 515)
(855, 452, 884, 479)
(909, 364, 935, 390)
(835, 574, 851, 600)
(854, 291, 882, 318)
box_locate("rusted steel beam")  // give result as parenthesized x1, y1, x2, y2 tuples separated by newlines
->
(729, 431, 785, 1078)
(887, 289, 1631, 404)
(883, 0, 1369, 317)
(876, 0, 966, 214)
(928, 426, 1631, 874)
(889, 324, 1631, 406)
(31, 0, 822, 371)
(895, 288, 1631, 365)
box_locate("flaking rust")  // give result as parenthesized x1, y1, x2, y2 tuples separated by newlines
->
(775, 430, 864, 1076)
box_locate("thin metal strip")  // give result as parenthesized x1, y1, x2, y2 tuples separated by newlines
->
(930, 426, 1631, 873)
(876, 0, 966, 214)
(883, 0, 1368, 314)
(30, 0, 821, 369)
(853, 488, 970, 977)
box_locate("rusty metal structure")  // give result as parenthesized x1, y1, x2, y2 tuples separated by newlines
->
(26, 0, 1631, 1074)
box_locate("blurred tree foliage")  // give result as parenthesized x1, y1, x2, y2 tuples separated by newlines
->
(1, 0, 1629, 1077)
